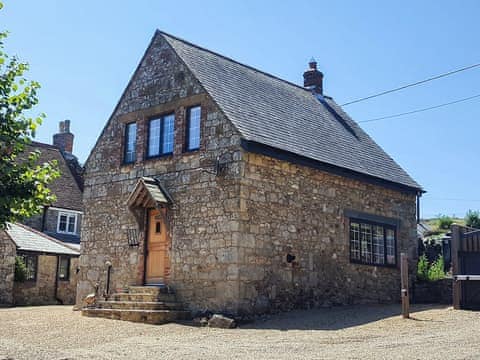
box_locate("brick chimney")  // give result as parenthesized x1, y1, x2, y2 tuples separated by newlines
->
(303, 58, 323, 95)
(53, 120, 74, 153)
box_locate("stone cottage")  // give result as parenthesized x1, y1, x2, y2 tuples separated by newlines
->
(77, 30, 423, 317)
(23, 120, 84, 248)
(0, 223, 79, 306)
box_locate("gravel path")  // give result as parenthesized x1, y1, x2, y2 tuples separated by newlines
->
(0, 304, 479, 359)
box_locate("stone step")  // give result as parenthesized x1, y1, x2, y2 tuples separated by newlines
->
(82, 308, 191, 325)
(128, 286, 174, 295)
(97, 300, 184, 311)
(110, 292, 177, 303)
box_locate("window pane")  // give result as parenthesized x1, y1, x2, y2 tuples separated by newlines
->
(68, 216, 76, 233)
(124, 123, 137, 163)
(372, 225, 385, 265)
(148, 118, 161, 157)
(386, 229, 396, 264)
(360, 223, 372, 263)
(187, 106, 201, 150)
(162, 114, 174, 154)
(23, 255, 37, 281)
(59, 215, 67, 232)
(350, 222, 360, 261)
(58, 257, 69, 280)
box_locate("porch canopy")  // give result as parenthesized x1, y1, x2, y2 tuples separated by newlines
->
(126, 177, 172, 210)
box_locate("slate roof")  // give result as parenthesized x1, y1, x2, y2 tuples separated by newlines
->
(27, 142, 83, 211)
(5, 223, 79, 256)
(127, 177, 172, 209)
(159, 31, 422, 191)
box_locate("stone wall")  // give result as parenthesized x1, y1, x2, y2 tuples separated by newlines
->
(234, 152, 418, 314)
(77, 33, 243, 312)
(414, 279, 452, 304)
(0, 231, 16, 305)
(14, 255, 78, 306)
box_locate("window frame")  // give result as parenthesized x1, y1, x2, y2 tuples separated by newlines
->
(57, 256, 71, 281)
(146, 113, 175, 159)
(349, 217, 397, 268)
(185, 105, 201, 152)
(57, 211, 78, 235)
(18, 253, 38, 282)
(123, 122, 137, 164)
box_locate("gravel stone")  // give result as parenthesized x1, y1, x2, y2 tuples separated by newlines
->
(0, 305, 479, 359)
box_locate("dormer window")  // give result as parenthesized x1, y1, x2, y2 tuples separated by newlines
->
(147, 114, 175, 158)
(57, 211, 77, 234)
(124, 122, 137, 164)
(185, 106, 201, 151)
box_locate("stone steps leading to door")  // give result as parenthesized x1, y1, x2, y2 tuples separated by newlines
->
(97, 300, 184, 311)
(81, 285, 190, 325)
(82, 308, 191, 325)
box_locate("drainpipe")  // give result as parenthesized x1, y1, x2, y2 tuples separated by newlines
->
(416, 192, 422, 224)
(104, 261, 112, 300)
(41, 206, 49, 232)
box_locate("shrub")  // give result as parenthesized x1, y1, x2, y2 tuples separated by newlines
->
(427, 256, 445, 281)
(437, 215, 454, 230)
(417, 254, 429, 281)
(417, 254, 445, 282)
(14, 256, 28, 282)
(466, 210, 480, 229)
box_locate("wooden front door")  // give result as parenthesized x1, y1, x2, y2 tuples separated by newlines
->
(145, 208, 170, 284)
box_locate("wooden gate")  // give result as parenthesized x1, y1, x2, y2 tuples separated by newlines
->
(452, 225, 480, 309)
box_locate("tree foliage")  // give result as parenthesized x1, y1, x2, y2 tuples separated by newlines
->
(465, 210, 480, 229)
(0, 2, 59, 228)
(436, 214, 453, 230)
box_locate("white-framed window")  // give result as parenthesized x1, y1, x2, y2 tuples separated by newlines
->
(57, 212, 77, 234)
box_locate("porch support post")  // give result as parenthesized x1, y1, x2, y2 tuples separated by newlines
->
(451, 224, 461, 310)
(400, 252, 410, 319)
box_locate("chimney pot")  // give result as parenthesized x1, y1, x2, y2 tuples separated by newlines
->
(64, 119, 71, 133)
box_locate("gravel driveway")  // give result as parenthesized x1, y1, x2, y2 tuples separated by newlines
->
(0, 304, 479, 359)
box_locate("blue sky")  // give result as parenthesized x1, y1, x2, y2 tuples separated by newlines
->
(2, 0, 479, 219)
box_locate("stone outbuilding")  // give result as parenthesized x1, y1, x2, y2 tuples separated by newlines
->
(0, 223, 79, 306)
(77, 30, 423, 315)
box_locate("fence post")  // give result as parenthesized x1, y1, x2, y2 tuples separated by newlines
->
(451, 224, 461, 309)
(401, 252, 409, 319)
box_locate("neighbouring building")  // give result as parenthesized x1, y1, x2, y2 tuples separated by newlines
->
(0, 120, 84, 306)
(0, 223, 79, 306)
(23, 120, 84, 249)
(77, 31, 423, 316)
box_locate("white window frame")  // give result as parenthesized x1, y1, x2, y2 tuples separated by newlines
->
(57, 211, 78, 234)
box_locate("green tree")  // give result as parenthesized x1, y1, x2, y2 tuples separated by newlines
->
(465, 210, 480, 229)
(437, 214, 453, 230)
(0, 2, 59, 228)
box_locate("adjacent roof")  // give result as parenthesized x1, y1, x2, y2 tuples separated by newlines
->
(159, 31, 422, 192)
(5, 223, 79, 256)
(127, 177, 172, 209)
(27, 142, 83, 211)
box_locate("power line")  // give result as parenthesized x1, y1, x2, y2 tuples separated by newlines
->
(358, 93, 480, 123)
(341, 62, 480, 106)
(427, 197, 480, 202)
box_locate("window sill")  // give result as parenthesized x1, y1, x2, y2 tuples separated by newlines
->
(145, 153, 174, 161)
(350, 259, 397, 269)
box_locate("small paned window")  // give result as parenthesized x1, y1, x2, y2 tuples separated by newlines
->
(58, 256, 70, 281)
(186, 106, 201, 151)
(147, 114, 175, 157)
(58, 212, 77, 234)
(19, 254, 38, 281)
(349, 219, 396, 266)
(124, 122, 137, 164)
(155, 222, 161, 233)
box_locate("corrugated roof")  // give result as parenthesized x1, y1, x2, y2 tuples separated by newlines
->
(159, 31, 422, 191)
(5, 223, 79, 256)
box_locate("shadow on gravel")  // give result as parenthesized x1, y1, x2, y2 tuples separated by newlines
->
(239, 304, 449, 330)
